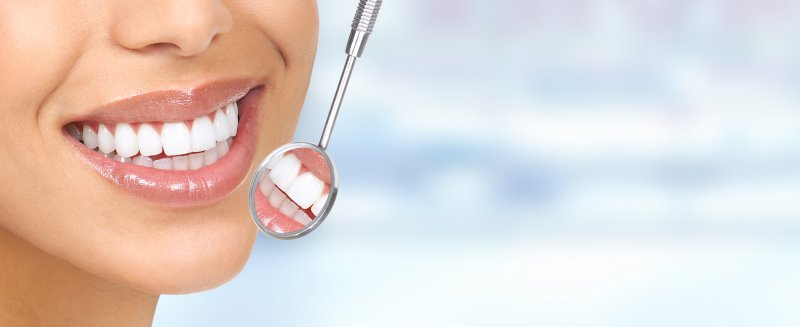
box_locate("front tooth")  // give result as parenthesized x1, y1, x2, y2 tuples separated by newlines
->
(310, 193, 328, 216)
(132, 156, 154, 167)
(286, 172, 325, 209)
(83, 125, 98, 149)
(278, 200, 299, 217)
(138, 123, 163, 156)
(203, 148, 218, 166)
(216, 140, 230, 158)
(189, 153, 204, 170)
(191, 116, 216, 152)
(292, 211, 313, 225)
(172, 155, 189, 170)
(67, 124, 82, 141)
(97, 123, 115, 154)
(268, 153, 301, 190)
(162, 122, 192, 156)
(225, 103, 238, 136)
(114, 123, 139, 158)
(268, 188, 285, 208)
(153, 158, 173, 170)
(212, 109, 231, 141)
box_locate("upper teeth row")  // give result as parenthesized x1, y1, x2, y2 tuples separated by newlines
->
(68, 102, 239, 158)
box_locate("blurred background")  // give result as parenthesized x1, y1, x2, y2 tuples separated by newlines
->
(155, 1, 800, 326)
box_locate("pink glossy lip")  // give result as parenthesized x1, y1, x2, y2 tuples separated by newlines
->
(66, 79, 265, 207)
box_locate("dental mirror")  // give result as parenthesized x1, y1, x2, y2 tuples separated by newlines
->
(248, 0, 382, 239)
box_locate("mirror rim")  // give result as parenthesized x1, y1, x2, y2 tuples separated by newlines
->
(248, 142, 338, 240)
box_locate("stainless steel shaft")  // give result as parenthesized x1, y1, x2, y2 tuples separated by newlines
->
(319, 0, 383, 149)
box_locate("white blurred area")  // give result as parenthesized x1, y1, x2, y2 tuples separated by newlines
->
(155, 1, 800, 326)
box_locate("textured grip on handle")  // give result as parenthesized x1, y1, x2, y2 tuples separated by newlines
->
(352, 0, 382, 34)
(346, 0, 382, 57)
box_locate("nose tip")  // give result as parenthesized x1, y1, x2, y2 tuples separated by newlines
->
(111, 0, 233, 57)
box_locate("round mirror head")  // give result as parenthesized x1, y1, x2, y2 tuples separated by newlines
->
(249, 142, 337, 239)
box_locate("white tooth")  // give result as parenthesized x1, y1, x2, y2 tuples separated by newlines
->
(191, 116, 216, 152)
(216, 140, 230, 158)
(172, 155, 189, 170)
(233, 101, 239, 118)
(203, 148, 218, 166)
(212, 109, 231, 142)
(292, 211, 313, 225)
(153, 158, 173, 170)
(311, 193, 328, 216)
(259, 178, 275, 196)
(161, 122, 192, 156)
(132, 156, 154, 167)
(268, 153, 301, 190)
(278, 200, 299, 217)
(226, 138, 233, 147)
(97, 123, 115, 154)
(225, 103, 238, 136)
(189, 153, 204, 170)
(268, 189, 285, 207)
(82, 125, 98, 149)
(286, 172, 325, 209)
(114, 123, 139, 158)
(113, 154, 131, 163)
(67, 124, 82, 141)
(266, 152, 284, 170)
(138, 123, 163, 156)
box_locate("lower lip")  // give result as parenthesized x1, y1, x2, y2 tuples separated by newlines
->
(68, 88, 264, 207)
(253, 187, 305, 233)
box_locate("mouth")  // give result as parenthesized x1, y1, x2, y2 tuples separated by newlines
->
(253, 149, 331, 233)
(64, 78, 265, 207)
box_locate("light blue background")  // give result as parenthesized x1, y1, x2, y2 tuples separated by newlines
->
(155, 1, 800, 326)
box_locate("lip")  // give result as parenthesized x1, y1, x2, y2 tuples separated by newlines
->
(73, 78, 259, 124)
(66, 80, 265, 207)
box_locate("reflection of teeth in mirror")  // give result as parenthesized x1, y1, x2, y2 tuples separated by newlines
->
(278, 200, 300, 218)
(258, 178, 275, 197)
(269, 153, 301, 190)
(286, 172, 324, 209)
(266, 151, 284, 170)
(293, 211, 312, 225)
(310, 192, 328, 216)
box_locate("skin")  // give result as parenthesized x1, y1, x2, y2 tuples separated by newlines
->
(0, 0, 318, 325)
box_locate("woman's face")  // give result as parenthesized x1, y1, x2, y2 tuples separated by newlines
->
(0, 0, 317, 294)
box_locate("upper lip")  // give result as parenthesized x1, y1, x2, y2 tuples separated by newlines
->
(69, 78, 262, 125)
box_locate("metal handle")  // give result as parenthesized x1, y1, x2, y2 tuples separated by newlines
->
(318, 0, 383, 149)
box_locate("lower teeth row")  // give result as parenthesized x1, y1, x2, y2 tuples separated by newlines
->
(98, 138, 232, 171)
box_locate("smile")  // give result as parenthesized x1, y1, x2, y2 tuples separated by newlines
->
(64, 78, 265, 207)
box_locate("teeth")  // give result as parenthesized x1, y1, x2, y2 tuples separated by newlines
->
(172, 155, 189, 170)
(268, 188, 284, 208)
(269, 154, 301, 190)
(203, 148, 218, 166)
(191, 116, 216, 152)
(213, 109, 231, 141)
(259, 178, 275, 196)
(83, 125, 98, 149)
(114, 123, 139, 158)
(278, 200, 299, 217)
(97, 124, 115, 154)
(132, 156, 154, 167)
(137, 123, 162, 157)
(162, 122, 192, 156)
(69, 100, 240, 170)
(189, 153, 204, 170)
(292, 211, 312, 225)
(216, 140, 230, 158)
(311, 193, 328, 216)
(286, 172, 325, 209)
(225, 102, 238, 136)
(153, 158, 173, 170)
